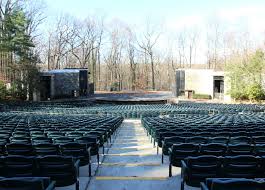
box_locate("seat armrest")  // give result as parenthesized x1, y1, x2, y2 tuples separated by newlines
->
(162, 140, 165, 148)
(181, 160, 187, 169)
(46, 181, 56, 190)
(168, 147, 173, 161)
(87, 147, 91, 164)
(181, 160, 188, 178)
(87, 146, 91, 154)
(168, 147, 173, 154)
(74, 159, 81, 177)
(200, 182, 209, 190)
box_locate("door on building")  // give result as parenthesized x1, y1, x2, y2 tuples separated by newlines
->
(40, 76, 51, 101)
(79, 70, 88, 96)
(176, 70, 185, 96)
(213, 76, 224, 99)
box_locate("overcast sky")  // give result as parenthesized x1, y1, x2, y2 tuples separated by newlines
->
(43, 0, 265, 63)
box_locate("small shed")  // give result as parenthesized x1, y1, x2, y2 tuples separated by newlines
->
(38, 68, 89, 101)
(175, 69, 230, 101)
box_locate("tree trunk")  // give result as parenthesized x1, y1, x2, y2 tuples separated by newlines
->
(150, 52, 155, 90)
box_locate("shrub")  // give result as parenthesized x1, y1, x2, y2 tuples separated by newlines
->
(226, 50, 265, 101)
(0, 81, 7, 100)
(110, 82, 119, 91)
(193, 94, 212, 99)
(246, 83, 265, 101)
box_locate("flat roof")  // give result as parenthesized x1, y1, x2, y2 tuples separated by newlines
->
(42, 68, 87, 74)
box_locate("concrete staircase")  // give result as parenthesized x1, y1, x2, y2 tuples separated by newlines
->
(87, 119, 198, 190)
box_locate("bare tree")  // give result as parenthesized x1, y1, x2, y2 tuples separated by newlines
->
(187, 29, 198, 67)
(48, 16, 72, 69)
(206, 19, 223, 69)
(138, 21, 161, 90)
(125, 26, 137, 90)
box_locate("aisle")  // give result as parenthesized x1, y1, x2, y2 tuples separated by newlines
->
(87, 119, 198, 190)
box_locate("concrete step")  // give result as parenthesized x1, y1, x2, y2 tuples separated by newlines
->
(114, 138, 149, 141)
(95, 176, 167, 180)
(88, 177, 199, 190)
(103, 155, 164, 164)
(105, 145, 155, 149)
(97, 165, 177, 177)
(100, 163, 161, 167)
(107, 148, 157, 155)
(110, 142, 153, 148)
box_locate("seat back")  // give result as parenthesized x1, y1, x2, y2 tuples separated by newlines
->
(222, 155, 260, 178)
(33, 143, 59, 156)
(227, 144, 254, 156)
(186, 136, 208, 144)
(186, 155, 221, 174)
(52, 137, 73, 145)
(208, 178, 265, 190)
(60, 142, 87, 156)
(229, 136, 252, 145)
(172, 143, 200, 155)
(6, 143, 34, 156)
(254, 144, 265, 156)
(36, 155, 77, 186)
(209, 137, 229, 144)
(200, 143, 227, 156)
(253, 136, 265, 144)
(4, 155, 36, 177)
(0, 177, 53, 190)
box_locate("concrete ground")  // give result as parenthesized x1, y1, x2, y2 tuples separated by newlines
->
(86, 119, 199, 190)
(92, 91, 174, 101)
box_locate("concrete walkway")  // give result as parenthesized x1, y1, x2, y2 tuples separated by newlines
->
(87, 119, 199, 190)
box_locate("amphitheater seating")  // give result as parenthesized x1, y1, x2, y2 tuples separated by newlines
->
(181, 155, 222, 189)
(0, 177, 56, 190)
(33, 143, 60, 156)
(6, 143, 34, 156)
(168, 143, 265, 174)
(162, 136, 185, 163)
(200, 143, 227, 156)
(180, 155, 265, 189)
(201, 178, 265, 190)
(169, 143, 200, 176)
(0, 112, 123, 189)
(222, 155, 260, 178)
(209, 137, 229, 144)
(227, 144, 254, 155)
(60, 142, 91, 176)
(36, 156, 80, 189)
(1, 101, 265, 189)
(75, 136, 100, 163)
(3, 155, 36, 177)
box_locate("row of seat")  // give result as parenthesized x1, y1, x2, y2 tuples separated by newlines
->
(161, 136, 265, 160)
(168, 143, 265, 169)
(0, 142, 93, 166)
(0, 113, 123, 189)
(4, 101, 265, 115)
(178, 102, 265, 112)
(3, 102, 214, 117)
(201, 178, 265, 190)
(142, 115, 265, 152)
(180, 155, 265, 190)
(0, 177, 56, 190)
(0, 155, 80, 190)
(143, 114, 265, 128)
